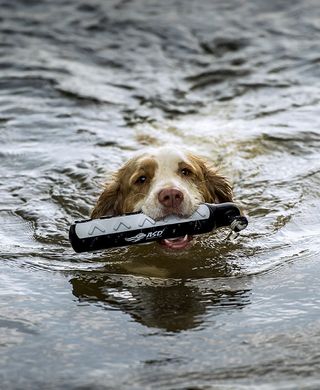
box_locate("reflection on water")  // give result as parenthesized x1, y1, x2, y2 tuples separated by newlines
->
(1, 0, 320, 388)
(70, 270, 251, 332)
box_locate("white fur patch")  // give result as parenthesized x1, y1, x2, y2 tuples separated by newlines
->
(134, 147, 204, 220)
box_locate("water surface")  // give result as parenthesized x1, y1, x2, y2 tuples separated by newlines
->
(1, 0, 320, 389)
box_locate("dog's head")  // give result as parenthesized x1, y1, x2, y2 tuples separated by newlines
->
(91, 147, 233, 249)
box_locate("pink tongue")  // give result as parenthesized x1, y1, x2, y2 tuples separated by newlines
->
(161, 235, 191, 249)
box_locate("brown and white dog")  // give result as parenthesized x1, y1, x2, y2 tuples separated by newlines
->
(91, 147, 233, 250)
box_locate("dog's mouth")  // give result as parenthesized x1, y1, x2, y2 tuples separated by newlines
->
(159, 234, 193, 250)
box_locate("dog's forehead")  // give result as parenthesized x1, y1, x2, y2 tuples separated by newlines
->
(153, 147, 189, 168)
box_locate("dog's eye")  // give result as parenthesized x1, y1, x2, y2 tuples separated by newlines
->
(181, 168, 192, 176)
(135, 175, 147, 184)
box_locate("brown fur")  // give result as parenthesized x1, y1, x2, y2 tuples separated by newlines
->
(91, 155, 158, 218)
(185, 153, 233, 203)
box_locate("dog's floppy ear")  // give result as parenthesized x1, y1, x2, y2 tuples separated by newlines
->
(203, 164, 233, 203)
(187, 152, 233, 203)
(91, 155, 142, 219)
(91, 175, 122, 219)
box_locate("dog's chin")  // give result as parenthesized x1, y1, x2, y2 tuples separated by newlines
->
(159, 235, 193, 250)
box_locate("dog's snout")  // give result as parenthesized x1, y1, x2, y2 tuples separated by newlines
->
(158, 188, 184, 209)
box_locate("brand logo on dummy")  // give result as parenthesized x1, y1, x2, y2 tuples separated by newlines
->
(125, 230, 164, 243)
(125, 233, 147, 243)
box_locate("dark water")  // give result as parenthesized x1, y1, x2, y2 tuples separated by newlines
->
(1, 0, 320, 388)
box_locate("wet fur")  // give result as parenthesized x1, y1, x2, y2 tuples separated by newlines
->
(91, 148, 233, 219)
